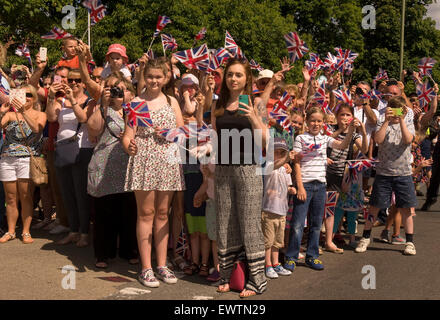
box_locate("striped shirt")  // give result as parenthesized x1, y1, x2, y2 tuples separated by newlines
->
(293, 132, 336, 183)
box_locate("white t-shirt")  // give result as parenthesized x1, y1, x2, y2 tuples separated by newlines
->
(100, 64, 132, 80)
(354, 106, 379, 143)
(293, 132, 336, 184)
(57, 99, 95, 148)
(262, 166, 292, 216)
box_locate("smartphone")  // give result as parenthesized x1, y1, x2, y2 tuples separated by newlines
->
(39, 47, 47, 62)
(9, 89, 26, 105)
(391, 108, 403, 116)
(53, 75, 61, 83)
(238, 95, 249, 115)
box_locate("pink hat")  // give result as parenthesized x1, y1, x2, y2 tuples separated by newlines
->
(105, 44, 128, 64)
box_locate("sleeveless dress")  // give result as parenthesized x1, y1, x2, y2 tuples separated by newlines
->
(124, 102, 185, 191)
(88, 107, 129, 197)
(1, 120, 42, 157)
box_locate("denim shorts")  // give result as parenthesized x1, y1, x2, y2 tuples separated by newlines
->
(369, 175, 417, 209)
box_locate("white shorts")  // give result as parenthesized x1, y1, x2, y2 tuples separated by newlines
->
(0, 156, 31, 181)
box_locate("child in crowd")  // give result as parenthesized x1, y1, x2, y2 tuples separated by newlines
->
(356, 96, 418, 255)
(100, 44, 132, 80)
(262, 137, 297, 278)
(284, 107, 356, 272)
(326, 104, 367, 251)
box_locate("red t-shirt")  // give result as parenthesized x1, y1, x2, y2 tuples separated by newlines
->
(57, 55, 80, 69)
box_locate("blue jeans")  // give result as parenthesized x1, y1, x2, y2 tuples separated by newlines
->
(286, 180, 326, 261)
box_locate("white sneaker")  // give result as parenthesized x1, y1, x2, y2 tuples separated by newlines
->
(265, 266, 279, 279)
(403, 242, 416, 255)
(355, 237, 370, 253)
(273, 264, 292, 276)
(49, 224, 70, 235)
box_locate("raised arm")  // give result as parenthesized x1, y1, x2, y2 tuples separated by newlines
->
(77, 42, 101, 101)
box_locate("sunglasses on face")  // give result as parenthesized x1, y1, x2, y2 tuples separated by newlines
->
(25, 93, 33, 98)
(68, 78, 82, 84)
(91, 75, 101, 80)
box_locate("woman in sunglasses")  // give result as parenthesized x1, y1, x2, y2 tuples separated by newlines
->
(46, 69, 95, 247)
(0, 85, 47, 244)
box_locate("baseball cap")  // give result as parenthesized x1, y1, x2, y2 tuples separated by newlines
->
(180, 74, 199, 87)
(274, 137, 288, 151)
(105, 44, 129, 64)
(257, 69, 274, 81)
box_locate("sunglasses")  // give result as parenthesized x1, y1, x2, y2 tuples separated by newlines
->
(25, 93, 33, 98)
(91, 75, 101, 80)
(68, 78, 82, 83)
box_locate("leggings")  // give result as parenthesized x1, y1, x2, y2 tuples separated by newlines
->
(215, 165, 266, 294)
(55, 148, 93, 234)
(333, 207, 357, 235)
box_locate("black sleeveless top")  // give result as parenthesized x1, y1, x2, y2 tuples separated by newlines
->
(216, 109, 256, 165)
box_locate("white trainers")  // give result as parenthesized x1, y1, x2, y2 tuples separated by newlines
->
(49, 224, 70, 235)
(403, 242, 416, 255)
(265, 266, 279, 279)
(273, 264, 292, 276)
(355, 237, 371, 253)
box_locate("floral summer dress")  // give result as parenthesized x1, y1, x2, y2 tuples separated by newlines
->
(124, 101, 185, 191)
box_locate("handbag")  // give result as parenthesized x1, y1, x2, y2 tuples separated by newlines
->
(229, 260, 248, 292)
(15, 113, 48, 186)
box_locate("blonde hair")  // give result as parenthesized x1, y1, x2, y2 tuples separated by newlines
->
(305, 106, 325, 121)
(19, 84, 38, 109)
(285, 84, 299, 97)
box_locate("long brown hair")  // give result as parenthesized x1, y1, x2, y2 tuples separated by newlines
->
(214, 58, 253, 117)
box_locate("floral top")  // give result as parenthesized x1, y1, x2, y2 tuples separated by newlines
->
(1, 120, 42, 157)
(412, 144, 428, 184)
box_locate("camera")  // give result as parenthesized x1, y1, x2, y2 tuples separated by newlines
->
(406, 69, 414, 77)
(355, 87, 364, 95)
(110, 86, 124, 98)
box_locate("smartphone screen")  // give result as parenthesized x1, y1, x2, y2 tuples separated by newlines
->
(391, 108, 403, 116)
(9, 89, 26, 105)
(39, 47, 47, 62)
(238, 95, 249, 115)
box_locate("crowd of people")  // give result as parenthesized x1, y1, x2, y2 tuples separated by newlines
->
(0, 36, 439, 298)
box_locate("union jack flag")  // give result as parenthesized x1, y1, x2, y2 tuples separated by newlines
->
(146, 49, 156, 60)
(313, 82, 327, 105)
(284, 32, 309, 63)
(272, 91, 293, 113)
(15, 44, 33, 71)
(360, 89, 382, 101)
(123, 101, 154, 128)
(269, 110, 292, 133)
(305, 53, 324, 76)
(153, 15, 172, 38)
(173, 44, 210, 72)
(373, 68, 389, 88)
(304, 142, 322, 152)
(334, 47, 358, 72)
(324, 191, 338, 219)
(41, 27, 72, 40)
(323, 52, 338, 72)
(225, 31, 246, 59)
(418, 57, 437, 77)
(348, 158, 374, 172)
(332, 89, 353, 106)
(158, 126, 189, 144)
(175, 225, 190, 260)
(249, 59, 264, 72)
(161, 33, 178, 51)
(417, 80, 436, 111)
(322, 123, 334, 136)
(0, 75, 9, 96)
(82, 0, 107, 26)
(208, 48, 232, 72)
(195, 27, 207, 41)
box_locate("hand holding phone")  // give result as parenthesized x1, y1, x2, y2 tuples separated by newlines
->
(39, 47, 47, 62)
(9, 89, 26, 105)
(391, 108, 403, 117)
(238, 94, 249, 115)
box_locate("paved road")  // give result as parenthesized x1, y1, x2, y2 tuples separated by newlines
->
(1, 192, 439, 301)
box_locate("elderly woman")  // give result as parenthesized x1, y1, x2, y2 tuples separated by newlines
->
(87, 72, 138, 268)
(0, 85, 47, 244)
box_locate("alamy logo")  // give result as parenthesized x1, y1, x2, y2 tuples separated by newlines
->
(61, 265, 76, 290)
(361, 265, 376, 289)
(362, 5, 376, 30)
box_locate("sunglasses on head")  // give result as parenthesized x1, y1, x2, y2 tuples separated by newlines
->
(68, 78, 82, 83)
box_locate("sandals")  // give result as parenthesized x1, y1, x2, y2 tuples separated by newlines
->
(217, 283, 230, 293)
(21, 233, 34, 244)
(0, 232, 16, 243)
(239, 289, 257, 298)
(172, 256, 189, 271)
(325, 245, 344, 254)
(184, 263, 200, 276)
(199, 263, 209, 277)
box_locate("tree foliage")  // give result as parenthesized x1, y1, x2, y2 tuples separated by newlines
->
(1, 0, 440, 87)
